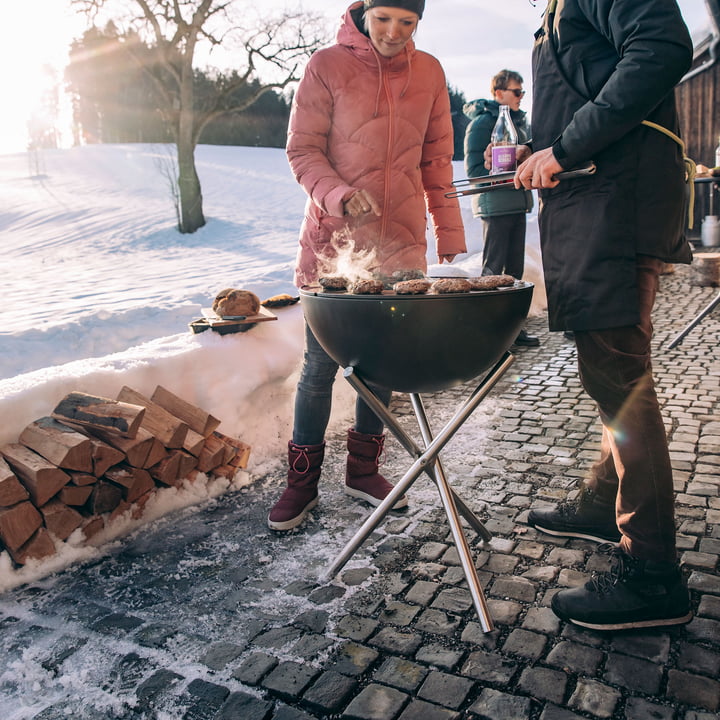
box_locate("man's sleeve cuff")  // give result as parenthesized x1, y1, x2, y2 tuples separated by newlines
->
(551, 138, 569, 169)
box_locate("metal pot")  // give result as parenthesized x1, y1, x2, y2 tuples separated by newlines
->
(299, 282, 533, 393)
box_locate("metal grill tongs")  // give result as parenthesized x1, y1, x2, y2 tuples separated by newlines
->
(446, 161, 597, 198)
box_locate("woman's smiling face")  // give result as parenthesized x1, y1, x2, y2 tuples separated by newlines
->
(365, 7, 419, 58)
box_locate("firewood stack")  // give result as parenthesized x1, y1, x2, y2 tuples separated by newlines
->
(0, 386, 250, 567)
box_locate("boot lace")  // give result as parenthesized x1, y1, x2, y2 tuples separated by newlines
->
(556, 488, 605, 518)
(587, 544, 639, 594)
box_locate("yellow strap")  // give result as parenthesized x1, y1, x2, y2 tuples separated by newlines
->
(641, 120, 696, 228)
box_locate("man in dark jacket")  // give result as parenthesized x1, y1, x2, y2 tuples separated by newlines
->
(515, 0, 694, 630)
(463, 70, 538, 347)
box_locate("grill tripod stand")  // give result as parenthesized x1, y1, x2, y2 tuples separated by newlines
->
(322, 352, 516, 633)
(668, 289, 720, 348)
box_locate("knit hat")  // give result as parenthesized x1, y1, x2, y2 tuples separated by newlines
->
(363, 0, 425, 19)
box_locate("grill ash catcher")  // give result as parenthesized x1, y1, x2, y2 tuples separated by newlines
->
(300, 281, 534, 632)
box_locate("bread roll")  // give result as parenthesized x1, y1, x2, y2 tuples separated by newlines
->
(212, 288, 261, 318)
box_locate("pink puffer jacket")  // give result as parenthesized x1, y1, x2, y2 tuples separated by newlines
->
(287, 1, 466, 287)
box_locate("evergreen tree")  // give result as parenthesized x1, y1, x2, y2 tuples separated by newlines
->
(448, 84, 468, 161)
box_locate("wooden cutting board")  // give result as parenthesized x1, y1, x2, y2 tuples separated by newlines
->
(189, 306, 277, 335)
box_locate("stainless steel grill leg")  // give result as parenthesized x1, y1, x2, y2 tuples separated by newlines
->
(668, 289, 720, 348)
(342, 367, 492, 539)
(409, 393, 494, 630)
(322, 352, 514, 632)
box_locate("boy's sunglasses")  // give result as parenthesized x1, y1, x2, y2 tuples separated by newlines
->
(502, 88, 525, 97)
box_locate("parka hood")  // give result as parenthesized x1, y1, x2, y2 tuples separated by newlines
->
(463, 98, 492, 120)
(463, 98, 527, 124)
(338, 2, 416, 65)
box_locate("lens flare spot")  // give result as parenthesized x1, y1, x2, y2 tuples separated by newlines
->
(609, 425, 626, 444)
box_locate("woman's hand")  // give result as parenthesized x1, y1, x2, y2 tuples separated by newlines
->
(343, 189, 381, 217)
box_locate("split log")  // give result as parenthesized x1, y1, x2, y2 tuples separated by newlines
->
(182, 429, 205, 457)
(19, 417, 93, 472)
(117, 386, 188, 449)
(40, 499, 83, 541)
(185, 469, 205, 484)
(148, 451, 182, 487)
(131, 491, 154, 520)
(1, 444, 70, 507)
(80, 515, 105, 542)
(177, 451, 199, 479)
(151, 385, 221, 437)
(109, 500, 132, 523)
(212, 464, 238, 480)
(52, 392, 145, 438)
(105, 465, 155, 504)
(0, 458, 30, 507)
(58, 483, 94, 508)
(196, 434, 227, 473)
(67, 472, 97, 487)
(214, 431, 252, 469)
(87, 437, 125, 477)
(143, 437, 168, 470)
(0, 501, 43, 551)
(8, 527, 56, 565)
(87, 427, 159, 469)
(85, 480, 123, 515)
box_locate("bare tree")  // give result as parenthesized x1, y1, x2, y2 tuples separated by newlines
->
(71, 0, 326, 233)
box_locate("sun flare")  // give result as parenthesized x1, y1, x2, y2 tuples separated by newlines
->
(0, 2, 85, 155)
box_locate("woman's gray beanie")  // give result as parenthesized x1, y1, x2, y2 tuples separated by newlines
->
(363, 0, 425, 19)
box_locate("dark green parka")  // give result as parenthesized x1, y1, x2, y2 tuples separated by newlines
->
(463, 99, 533, 218)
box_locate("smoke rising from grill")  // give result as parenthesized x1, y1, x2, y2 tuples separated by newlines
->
(317, 229, 379, 284)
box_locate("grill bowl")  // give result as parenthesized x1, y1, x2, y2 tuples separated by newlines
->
(299, 281, 533, 393)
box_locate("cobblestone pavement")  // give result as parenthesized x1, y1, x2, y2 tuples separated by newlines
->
(1, 266, 719, 720)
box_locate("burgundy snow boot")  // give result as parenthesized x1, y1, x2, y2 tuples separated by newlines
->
(267, 441, 325, 531)
(345, 429, 407, 509)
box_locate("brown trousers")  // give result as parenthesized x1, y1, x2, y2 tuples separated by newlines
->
(574, 255, 677, 562)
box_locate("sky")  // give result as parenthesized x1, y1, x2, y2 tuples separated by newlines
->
(0, 0, 713, 156)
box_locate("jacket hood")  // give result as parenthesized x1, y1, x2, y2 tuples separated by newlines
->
(338, 2, 416, 64)
(463, 98, 492, 120)
(463, 98, 527, 124)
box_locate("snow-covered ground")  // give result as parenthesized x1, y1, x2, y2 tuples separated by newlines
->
(0, 143, 545, 591)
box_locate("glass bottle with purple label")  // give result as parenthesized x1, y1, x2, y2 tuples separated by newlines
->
(491, 104, 518, 174)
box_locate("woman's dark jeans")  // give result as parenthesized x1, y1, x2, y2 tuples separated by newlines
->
(292, 322, 391, 446)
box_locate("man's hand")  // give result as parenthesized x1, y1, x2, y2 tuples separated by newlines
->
(343, 189, 381, 217)
(483, 143, 493, 171)
(516, 144, 532, 165)
(514, 147, 563, 189)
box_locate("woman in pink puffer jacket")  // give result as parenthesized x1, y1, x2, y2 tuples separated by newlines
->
(269, 0, 466, 532)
